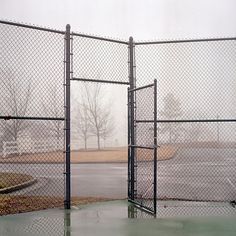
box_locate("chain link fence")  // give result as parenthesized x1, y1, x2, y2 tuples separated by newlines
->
(0, 20, 130, 216)
(128, 204, 155, 219)
(72, 33, 128, 84)
(0, 211, 67, 236)
(134, 38, 236, 216)
(129, 83, 157, 214)
(1, 19, 236, 218)
(0, 21, 65, 215)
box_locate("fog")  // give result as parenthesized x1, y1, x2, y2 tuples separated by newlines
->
(1, 0, 236, 39)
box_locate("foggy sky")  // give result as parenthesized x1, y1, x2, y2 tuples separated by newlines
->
(1, 0, 236, 40)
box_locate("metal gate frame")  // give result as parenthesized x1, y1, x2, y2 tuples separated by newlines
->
(128, 80, 157, 215)
(65, 27, 131, 209)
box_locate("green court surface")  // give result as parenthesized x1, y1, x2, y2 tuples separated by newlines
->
(1, 200, 236, 236)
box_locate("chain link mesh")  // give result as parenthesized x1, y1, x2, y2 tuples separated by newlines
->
(135, 39, 236, 216)
(72, 35, 128, 83)
(135, 40, 236, 120)
(128, 204, 155, 218)
(2, 20, 236, 219)
(132, 85, 156, 213)
(0, 214, 65, 235)
(0, 22, 65, 215)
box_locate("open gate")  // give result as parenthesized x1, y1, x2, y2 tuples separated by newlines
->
(128, 80, 157, 214)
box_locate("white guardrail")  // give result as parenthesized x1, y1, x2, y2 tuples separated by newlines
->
(2, 141, 22, 158)
(1, 140, 62, 158)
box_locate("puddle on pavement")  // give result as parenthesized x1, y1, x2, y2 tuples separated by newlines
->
(1, 200, 236, 236)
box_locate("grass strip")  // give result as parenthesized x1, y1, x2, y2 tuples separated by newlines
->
(0, 172, 33, 189)
(0, 195, 113, 216)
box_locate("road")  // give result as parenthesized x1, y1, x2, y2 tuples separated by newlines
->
(156, 147, 236, 201)
(0, 163, 127, 198)
(71, 164, 127, 198)
(1, 147, 236, 202)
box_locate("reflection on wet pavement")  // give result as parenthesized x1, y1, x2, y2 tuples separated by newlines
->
(1, 200, 236, 236)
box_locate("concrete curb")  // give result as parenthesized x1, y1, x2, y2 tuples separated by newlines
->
(0, 161, 128, 164)
(0, 178, 38, 194)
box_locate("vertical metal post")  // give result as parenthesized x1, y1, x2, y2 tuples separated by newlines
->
(153, 79, 157, 215)
(64, 211, 71, 236)
(129, 36, 135, 200)
(65, 24, 71, 209)
(127, 87, 131, 198)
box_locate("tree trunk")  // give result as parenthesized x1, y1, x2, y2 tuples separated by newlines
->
(103, 138, 106, 148)
(97, 133, 100, 150)
(57, 133, 60, 150)
(169, 124, 172, 144)
(84, 137, 87, 150)
(13, 132, 18, 156)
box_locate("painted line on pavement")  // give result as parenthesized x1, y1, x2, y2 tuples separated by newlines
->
(227, 178, 236, 191)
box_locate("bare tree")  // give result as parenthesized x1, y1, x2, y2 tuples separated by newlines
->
(0, 69, 33, 142)
(186, 123, 202, 142)
(74, 101, 92, 150)
(81, 83, 114, 150)
(42, 86, 63, 149)
(159, 93, 183, 143)
(101, 114, 115, 148)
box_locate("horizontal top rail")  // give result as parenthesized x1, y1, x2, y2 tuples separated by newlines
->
(0, 20, 65, 34)
(129, 145, 160, 149)
(71, 32, 128, 45)
(135, 37, 236, 45)
(71, 77, 130, 85)
(1, 20, 235, 44)
(129, 83, 154, 92)
(136, 119, 236, 123)
(129, 145, 156, 150)
(0, 115, 65, 121)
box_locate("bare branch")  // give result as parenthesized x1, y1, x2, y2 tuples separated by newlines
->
(78, 83, 115, 150)
(0, 69, 33, 141)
